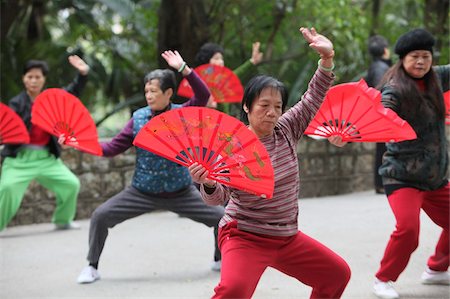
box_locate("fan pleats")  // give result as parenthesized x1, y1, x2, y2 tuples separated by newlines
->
(305, 80, 417, 142)
(0, 103, 30, 144)
(177, 64, 244, 103)
(134, 107, 274, 199)
(31, 88, 103, 156)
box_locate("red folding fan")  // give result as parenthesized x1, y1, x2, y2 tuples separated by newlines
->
(0, 102, 30, 144)
(177, 64, 244, 103)
(133, 106, 274, 199)
(305, 79, 417, 142)
(444, 90, 450, 125)
(31, 88, 103, 156)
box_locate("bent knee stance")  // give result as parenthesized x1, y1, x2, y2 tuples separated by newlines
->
(393, 222, 420, 252)
(0, 181, 27, 230)
(312, 257, 351, 299)
(70, 177, 81, 192)
(334, 260, 351, 292)
(213, 278, 258, 299)
(63, 174, 80, 194)
(90, 206, 114, 228)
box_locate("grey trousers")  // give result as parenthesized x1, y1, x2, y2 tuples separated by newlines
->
(87, 185, 224, 265)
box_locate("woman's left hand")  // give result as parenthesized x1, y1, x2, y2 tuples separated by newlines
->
(299, 27, 334, 58)
(68, 55, 90, 76)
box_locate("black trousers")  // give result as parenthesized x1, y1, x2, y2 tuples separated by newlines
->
(87, 185, 224, 265)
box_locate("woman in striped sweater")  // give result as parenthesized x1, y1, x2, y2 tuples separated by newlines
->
(188, 27, 351, 299)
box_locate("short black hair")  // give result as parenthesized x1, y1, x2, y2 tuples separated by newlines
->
(143, 69, 176, 92)
(23, 60, 49, 76)
(240, 75, 288, 124)
(195, 43, 224, 66)
(368, 35, 389, 58)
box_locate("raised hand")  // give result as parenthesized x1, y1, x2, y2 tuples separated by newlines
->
(161, 50, 191, 76)
(250, 42, 263, 65)
(299, 27, 334, 58)
(68, 55, 90, 76)
(161, 50, 183, 69)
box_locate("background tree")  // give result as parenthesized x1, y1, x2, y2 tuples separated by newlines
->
(157, 0, 209, 68)
(424, 0, 449, 64)
(1, 0, 448, 136)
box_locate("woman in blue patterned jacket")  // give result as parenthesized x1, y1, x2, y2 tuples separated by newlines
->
(76, 50, 224, 284)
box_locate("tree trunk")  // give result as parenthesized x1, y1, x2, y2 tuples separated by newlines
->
(27, 0, 46, 41)
(370, 0, 382, 35)
(157, 0, 210, 69)
(1, 1, 21, 40)
(424, 0, 449, 64)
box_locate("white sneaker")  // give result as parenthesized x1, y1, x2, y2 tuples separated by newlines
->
(55, 221, 81, 230)
(421, 267, 450, 285)
(373, 279, 399, 299)
(77, 266, 100, 284)
(211, 260, 221, 272)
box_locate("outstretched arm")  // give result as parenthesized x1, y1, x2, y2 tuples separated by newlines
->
(64, 55, 90, 96)
(161, 50, 210, 106)
(234, 41, 263, 84)
(279, 27, 335, 141)
(300, 28, 345, 149)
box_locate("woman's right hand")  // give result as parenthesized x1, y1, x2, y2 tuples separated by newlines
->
(299, 27, 334, 58)
(188, 162, 217, 188)
(328, 135, 348, 147)
(58, 134, 71, 150)
(68, 55, 90, 76)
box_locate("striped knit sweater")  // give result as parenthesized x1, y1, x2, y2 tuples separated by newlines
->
(200, 68, 334, 237)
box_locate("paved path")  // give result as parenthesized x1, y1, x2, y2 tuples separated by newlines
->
(1, 191, 449, 299)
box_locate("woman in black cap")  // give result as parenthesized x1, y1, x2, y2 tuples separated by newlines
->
(371, 28, 450, 299)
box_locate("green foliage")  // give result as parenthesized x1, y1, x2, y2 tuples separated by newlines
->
(1, 0, 448, 137)
(1, 0, 159, 113)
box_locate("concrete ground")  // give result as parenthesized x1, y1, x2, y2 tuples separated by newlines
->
(0, 190, 449, 299)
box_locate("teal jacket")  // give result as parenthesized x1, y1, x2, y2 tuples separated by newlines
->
(132, 104, 192, 193)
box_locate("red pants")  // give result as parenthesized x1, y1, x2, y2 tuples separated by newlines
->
(376, 183, 450, 282)
(213, 221, 351, 299)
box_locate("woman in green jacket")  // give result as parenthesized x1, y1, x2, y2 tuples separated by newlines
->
(195, 41, 263, 115)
